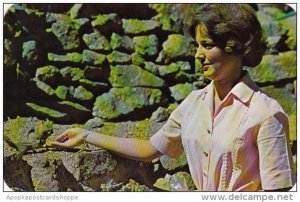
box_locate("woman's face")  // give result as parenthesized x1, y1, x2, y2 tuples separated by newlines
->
(195, 24, 243, 82)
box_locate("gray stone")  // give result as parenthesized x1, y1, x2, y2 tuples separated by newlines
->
(35, 65, 61, 84)
(170, 83, 195, 101)
(92, 13, 118, 27)
(107, 51, 131, 64)
(46, 13, 84, 50)
(158, 62, 180, 76)
(26, 103, 67, 119)
(118, 179, 153, 191)
(55, 85, 69, 99)
(156, 34, 196, 63)
(32, 78, 55, 96)
(68, 4, 83, 19)
(131, 52, 145, 66)
(22, 40, 38, 63)
(96, 120, 164, 139)
(58, 101, 90, 112)
(84, 117, 104, 129)
(109, 64, 165, 87)
(82, 50, 106, 65)
(110, 33, 134, 51)
(159, 154, 187, 171)
(79, 79, 108, 92)
(71, 86, 94, 101)
(3, 117, 53, 154)
(122, 19, 159, 34)
(248, 51, 296, 83)
(60, 66, 85, 82)
(133, 35, 158, 56)
(83, 31, 111, 51)
(93, 87, 164, 120)
(279, 16, 296, 50)
(48, 52, 82, 63)
(144, 61, 160, 75)
(154, 172, 196, 191)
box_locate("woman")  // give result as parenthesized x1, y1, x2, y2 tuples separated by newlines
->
(51, 4, 296, 191)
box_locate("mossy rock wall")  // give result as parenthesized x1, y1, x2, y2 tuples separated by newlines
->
(3, 3, 296, 191)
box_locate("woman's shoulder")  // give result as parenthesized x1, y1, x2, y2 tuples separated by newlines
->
(251, 88, 286, 116)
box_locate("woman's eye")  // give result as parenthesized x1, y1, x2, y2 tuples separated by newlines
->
(203, 43, 214, 50)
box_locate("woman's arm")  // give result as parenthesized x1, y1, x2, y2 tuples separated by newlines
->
(50, 128, 162, 162)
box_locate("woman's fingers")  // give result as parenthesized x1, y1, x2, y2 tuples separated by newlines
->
(55, 130, 70, 142)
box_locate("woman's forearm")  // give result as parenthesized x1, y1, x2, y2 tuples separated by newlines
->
(84, 130, 161, 161)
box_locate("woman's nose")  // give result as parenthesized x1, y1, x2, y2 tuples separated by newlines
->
(195, 48, 206, 64)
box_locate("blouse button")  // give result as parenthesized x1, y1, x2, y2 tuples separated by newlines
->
(207, 129, 211, 134)
(203, 151, 209, 157)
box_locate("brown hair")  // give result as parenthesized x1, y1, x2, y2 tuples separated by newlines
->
(190, 4, 267, 67)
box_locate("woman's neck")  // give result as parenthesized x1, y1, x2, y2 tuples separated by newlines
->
(214, 70, 245, 100)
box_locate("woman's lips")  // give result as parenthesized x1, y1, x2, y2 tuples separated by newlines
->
(202, 64, 210, 71)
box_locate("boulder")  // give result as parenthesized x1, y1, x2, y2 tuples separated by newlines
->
(122, 19, 159, 34)
(169, 83, 195, 101)
(93, 87, 165, 120)
(48, 52, 82, 63)
(22, 40, 39, 65)
(107, 51, 131, 64)
(248, 51, 296, 83)
(133, 34, 158, 56)
(82, 31, 111, 51)
(156, 34, 196, 63)
(82, 50, 106, 65)
(109, 64, 165, 87)
(154, 172, 196, 191)
(110, 33, 134, 51)
(35, 65, 61, 85)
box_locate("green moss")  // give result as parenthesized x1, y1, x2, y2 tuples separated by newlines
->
(82, 50, 106, 65)
(162, 34, 195, 58)
(83, 31, 111, 51)
(32, 78, 55, 96)
(110, 33, 134, 51)
(55, 85, 68, 99)
(93, 87, 164, 120)
(131, 53, 144, 66)
(122, 19, 159, 34)
(98, 119, 153, 139)
(92, 13, 118, 27)
(79, 79, 108, 90)
(109, 64, 165, 87)
(248, 51, 296, 83)
(154, 172, 196, 191)
(158, 62, 180, 76)
(34, 119, 53, 140)
(133, 35, 158, 56)
(60, 66, 85, 81)
(72, 86, 93, 101)
(59, 101, 90, 112)
(119, 179, 152, 191)
(22, 40, 38, 61)
(68, 4, 83, 19)
(36, 65, 60, 82)
(26, 103, 67, 118)
(107, 51, 131, 64)
(48, 52, 82, 63)
(169, 83, 195, 101)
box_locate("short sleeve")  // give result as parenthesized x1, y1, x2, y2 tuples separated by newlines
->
(150, 91, 197, 159)
(257, 112, 296, 190)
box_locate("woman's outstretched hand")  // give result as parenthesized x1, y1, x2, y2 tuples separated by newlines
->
(50, 128, 84, 148)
